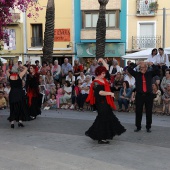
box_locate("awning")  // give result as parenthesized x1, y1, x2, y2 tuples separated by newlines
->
(121, 48, 170, 60)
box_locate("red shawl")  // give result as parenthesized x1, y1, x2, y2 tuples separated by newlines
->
(86, 78, 116, 110)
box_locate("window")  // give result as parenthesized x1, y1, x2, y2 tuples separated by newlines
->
(82, 11, 119, 29)
(31, 24, 43, 47)
(3, 29, 16, 50)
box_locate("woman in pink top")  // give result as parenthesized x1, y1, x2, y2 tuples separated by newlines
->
(40, 61, 50, 76)
(56, 83, 63, 108)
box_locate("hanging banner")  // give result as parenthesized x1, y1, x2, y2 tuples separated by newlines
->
(54, 29, 70, 42)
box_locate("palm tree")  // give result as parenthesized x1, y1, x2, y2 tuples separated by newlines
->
(96, 0, 109, 59)
(42, 0, 55, 63)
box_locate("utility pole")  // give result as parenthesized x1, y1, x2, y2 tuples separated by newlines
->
(163, 8, 166, 48)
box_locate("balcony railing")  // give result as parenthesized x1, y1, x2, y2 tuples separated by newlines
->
(132, 36, 161, 50)
(136, 0, 157, 16)
(31, 37, 43, 47)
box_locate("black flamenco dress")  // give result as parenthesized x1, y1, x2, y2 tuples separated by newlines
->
(85, 80, 126, 141)
(26, 74, 42, 118)
(8, 76, 25, 122)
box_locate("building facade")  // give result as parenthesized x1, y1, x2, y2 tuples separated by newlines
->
(0, 8, 24, 64)
(74, 0, 127, 67)
(26, 0, 74, 65)
(127, 0, 170, 53)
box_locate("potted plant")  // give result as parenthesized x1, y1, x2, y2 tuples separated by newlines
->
(149, 2, 158, 13)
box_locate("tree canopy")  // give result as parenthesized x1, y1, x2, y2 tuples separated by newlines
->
(0, 0, 42, 41)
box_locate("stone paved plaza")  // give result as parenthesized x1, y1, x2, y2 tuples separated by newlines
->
(0, 109, 170, 170)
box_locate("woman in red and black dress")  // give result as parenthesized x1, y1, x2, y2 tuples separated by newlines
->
(26, 65, 42, 120)
(85, 58, 126, 144)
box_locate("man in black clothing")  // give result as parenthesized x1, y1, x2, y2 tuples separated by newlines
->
(128, 62, 158, 133)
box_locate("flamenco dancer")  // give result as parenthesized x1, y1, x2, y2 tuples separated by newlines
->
(85, 58, 126, 144)
(26, 65, 42, 120)
(6, 65, 28, 128)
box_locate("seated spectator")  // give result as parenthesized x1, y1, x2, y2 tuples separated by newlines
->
(35, 60, 41, 73)
(50, 85, 56, 95)
(162, 83, 170, 116)
(73, 59, 84, 79)
(111, 72, 123, 92)
(161, 69, 170, 93)
(152, 75, 160, 86)
(60, 81, 72, 109)
(77, 75, 91, 111)
(124, 70, 135, 90)
(0, 69, 7, 84)
(77, 71, 86, 83)
(122, 60, 131, 75)
(145, 48, 158, 66)
(90, 59, 99, 80)
(40, 61, 50, 79)
(44, 94, 57, 110)
(56, 83, 63, 109)
(156, 48, 169, 77)
(70, 79, 82, 110)
(118, 81, 132, 112)
(4, 82, 11, 107)
(6, 59, 14, 70)
(0, 91, 6, 110)
(152, 83, 162, 113)
(129, 88, 136, 108)
(109, 59, 121, 76)
(52, 60, 61, 83)
(45, 70, 54, 90)
(0, 82, 4, 92)
(49, 62, 54, 73)
(66, 71, 75, 87)
(61, 58, 73, 83)
(39, 75, 48, 103)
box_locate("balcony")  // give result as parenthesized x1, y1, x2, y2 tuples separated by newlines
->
(132, 36, 161, 50)
(136, 0, 158, 16)
(31, 37, 43, 47)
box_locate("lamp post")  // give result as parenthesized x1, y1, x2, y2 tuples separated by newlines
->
(163, 8, 166, 48)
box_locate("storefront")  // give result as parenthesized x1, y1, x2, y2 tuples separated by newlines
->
(76, 43, 125, 67)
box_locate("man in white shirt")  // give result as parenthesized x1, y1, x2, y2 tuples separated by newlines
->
(156, 48, 169, 76)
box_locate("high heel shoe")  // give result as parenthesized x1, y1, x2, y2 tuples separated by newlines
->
(11, 124, 14, 129)
(98, 140, 110, 144)
(30, 116, 36, 120)
(18, 122, 24, 127)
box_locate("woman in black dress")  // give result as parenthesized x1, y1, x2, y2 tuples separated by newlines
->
(6, 65, 28, 128)
(26, 65, 42, 120)
(85, 58, 126, 144)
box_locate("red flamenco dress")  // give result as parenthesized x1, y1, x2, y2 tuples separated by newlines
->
(85, 79, 126, 141)
(26, 73, 42, 118)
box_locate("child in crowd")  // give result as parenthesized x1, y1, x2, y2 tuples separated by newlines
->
(77, 75, 91, 111)
(70, 79, 82, 110)
(0, 91, 6, 110)
(60, 81, 72, 109)
(44, 94, 57, 110)
(56, 83, 63, 109)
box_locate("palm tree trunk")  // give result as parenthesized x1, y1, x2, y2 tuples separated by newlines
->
(43, 0, 55, 63)
(96, 0, 109, 59)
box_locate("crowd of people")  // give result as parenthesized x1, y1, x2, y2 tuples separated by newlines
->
(0, 47, 170, 129)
